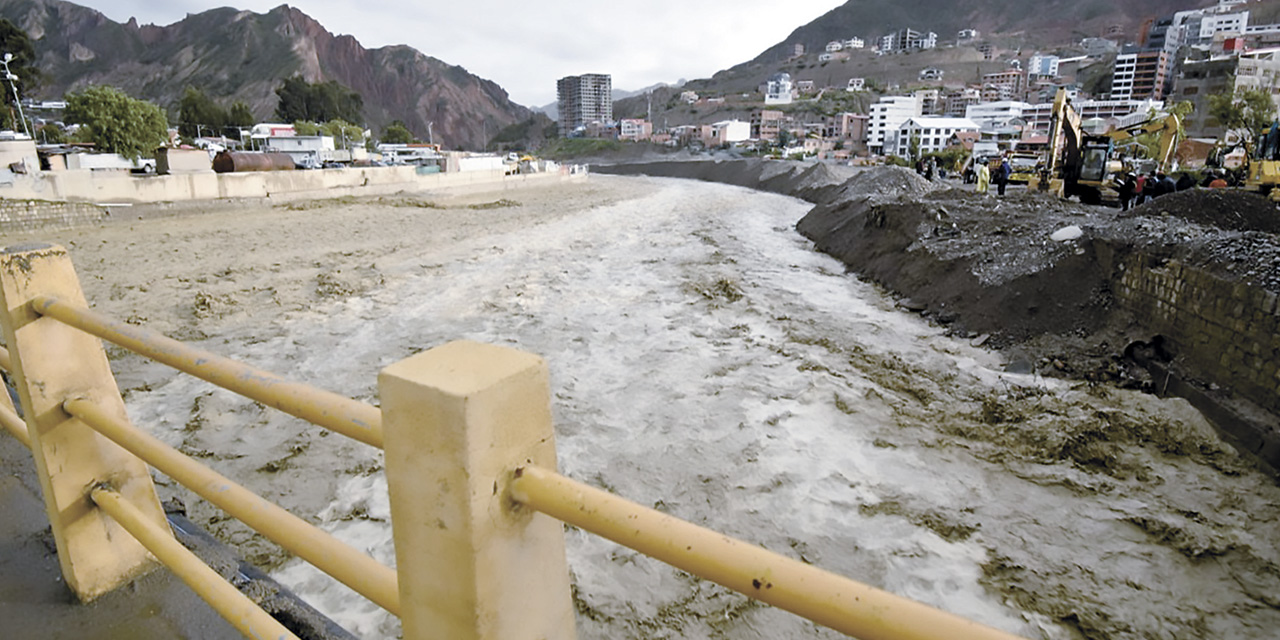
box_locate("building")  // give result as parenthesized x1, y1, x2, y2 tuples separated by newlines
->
(832, 112, 869, 151)
(796, 80, 816, 94)
(752, 109, 786, 142)
(708, 120, 750, 147)
(844, 37, 864, 49)
(944, 88, 982, 117)
(1027, 54, 1060, 79)
(619, 119, 652, 141)
(919, 68, 944, 81)
(881, 28, 936, 51)
(958, 28, 979, 42)
(1022, 97, 1166, 133)
(1111, 49, 1172, 100)
(846, 78, 866, 92)
(914, 89, 942, 115)
(826, 41, 845, 52)
(790, 44, 805, 58)
(965, 101, 1034, 128)
(981, 69, 1026, 101)
(1175, 49, 1280, 138)
(556, 73, 613, 136)
(868, 95, 922, 155)
(765, 73, 794, 105)
(894, 117, 980, 157)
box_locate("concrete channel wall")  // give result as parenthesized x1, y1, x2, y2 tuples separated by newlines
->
(0, 165, 580, 206)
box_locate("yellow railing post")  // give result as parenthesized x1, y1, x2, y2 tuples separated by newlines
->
(379, 340, 577, 640)
(0, 243, 168, 602)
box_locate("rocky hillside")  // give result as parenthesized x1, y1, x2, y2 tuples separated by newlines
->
(750, 0, 1215, 65)
(0, 0, 530, 148)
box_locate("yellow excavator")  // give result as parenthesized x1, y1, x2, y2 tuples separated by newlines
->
(1244, 119, 1280, 196)
(1031, 88, 1180, 205)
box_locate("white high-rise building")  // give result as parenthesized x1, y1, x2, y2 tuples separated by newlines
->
(868, 95, 922, 155)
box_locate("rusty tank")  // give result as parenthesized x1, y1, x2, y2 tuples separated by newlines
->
(212, 151, 297, 173)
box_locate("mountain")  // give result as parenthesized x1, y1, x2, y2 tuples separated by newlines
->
(749, 0, 1214, 66)
(0, 0, 530, 149)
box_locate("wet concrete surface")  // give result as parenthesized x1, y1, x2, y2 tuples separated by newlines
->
(0, 433, 242, 639)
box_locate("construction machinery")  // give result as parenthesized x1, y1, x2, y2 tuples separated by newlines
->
(1031, 88, 1180, 204)
(1243, 119, 1280, 196)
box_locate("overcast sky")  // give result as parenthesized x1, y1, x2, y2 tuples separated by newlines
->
(68, 1, 844, 107)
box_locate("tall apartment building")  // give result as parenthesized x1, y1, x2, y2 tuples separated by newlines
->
(868, 95, 922, 155)
(1175, 50, 1280, 138)
(1110, 49, 1172, 100)
(557, 73, 613, 136)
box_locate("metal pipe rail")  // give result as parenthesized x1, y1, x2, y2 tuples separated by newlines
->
(510, 465, 1027, 640)
(90, 486, 301, 640)
(64, 395, 401, 615)
(30, 295, 383, 448)
(0, 402, 28, 447)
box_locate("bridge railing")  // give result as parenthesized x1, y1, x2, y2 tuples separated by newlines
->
(0, 242, 1025, 640)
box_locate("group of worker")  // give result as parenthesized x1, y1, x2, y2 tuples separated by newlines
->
(974, 154, 1011, 196)
(1114, 170, 1228, 211)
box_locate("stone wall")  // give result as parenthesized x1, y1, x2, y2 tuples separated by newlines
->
(0, 199, 104, 234)
(1114, 253, 1280, 415)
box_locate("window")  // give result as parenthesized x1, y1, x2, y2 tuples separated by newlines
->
(1182, 86, 1199, 95)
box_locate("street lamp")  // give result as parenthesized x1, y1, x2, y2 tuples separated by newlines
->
(1, 53, 30, 139)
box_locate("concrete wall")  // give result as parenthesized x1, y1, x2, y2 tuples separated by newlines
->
(1115, 254, 1280, 416)
(0, 165, 584, 204)
(0, 199, 104, 233)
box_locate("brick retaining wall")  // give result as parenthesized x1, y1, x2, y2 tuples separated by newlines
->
(1115, 254, 1280, 416)
(0, 199, 105, 234)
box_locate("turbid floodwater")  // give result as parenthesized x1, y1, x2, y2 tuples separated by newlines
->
(8, 175, 1279, 639)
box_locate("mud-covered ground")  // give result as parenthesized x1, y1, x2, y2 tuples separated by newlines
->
(5, 175, 1280, 639)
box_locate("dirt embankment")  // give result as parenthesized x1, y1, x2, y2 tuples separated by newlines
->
(596, 160, 1280, 468)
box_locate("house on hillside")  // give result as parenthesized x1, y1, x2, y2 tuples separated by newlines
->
(619, 119, 653, 141)
(846, 78, 866, 92)
(826, 41, 844, 52)
(765, 73, 794, 105)
(844, 37, 864, 49)
(919, 68, 944, 81)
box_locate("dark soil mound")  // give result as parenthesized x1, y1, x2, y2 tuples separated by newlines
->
(1130, 189, 1280, 234)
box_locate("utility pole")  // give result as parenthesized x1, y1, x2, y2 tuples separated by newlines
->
(1, 53, 30, 139)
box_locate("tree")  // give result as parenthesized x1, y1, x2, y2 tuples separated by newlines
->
(274, 75, 363, 124)
(37, 122, 64, 144)
(380, 120, 415, 144)
(0, 18, 37, 132)
(177, 86, 226, 139)
(1209, 86, 1275, 144)
(64, 86, 169, 160)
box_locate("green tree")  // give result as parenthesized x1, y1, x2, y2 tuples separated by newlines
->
(0, 18, 37, 132)
(1209, 86, 1275, 144)
(36, 122, 64, 144)
(274, 75, 363, 124)
(177, 86, 226, 139)
(380, 120, 415, 144)
(64, 86, 168, 160)
(320, 119, 363, 148)
(292, 120, 320, 136)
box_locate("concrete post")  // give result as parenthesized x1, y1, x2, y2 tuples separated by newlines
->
(0, 243, 167, 602)
(379, 340, 576, 640)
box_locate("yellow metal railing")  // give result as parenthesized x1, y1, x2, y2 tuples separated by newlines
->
(510, 465, 1023, 640)
(63, 395, 400, 614)
(0, 243, 1029, 640)
(89, 486, 301, 640)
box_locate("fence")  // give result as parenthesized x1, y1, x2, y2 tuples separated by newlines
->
(0, 242, 1027, 640)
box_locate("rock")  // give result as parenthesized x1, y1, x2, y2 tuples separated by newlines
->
(970, 334, 990, 347)
(1050, 225, 1084, 242)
